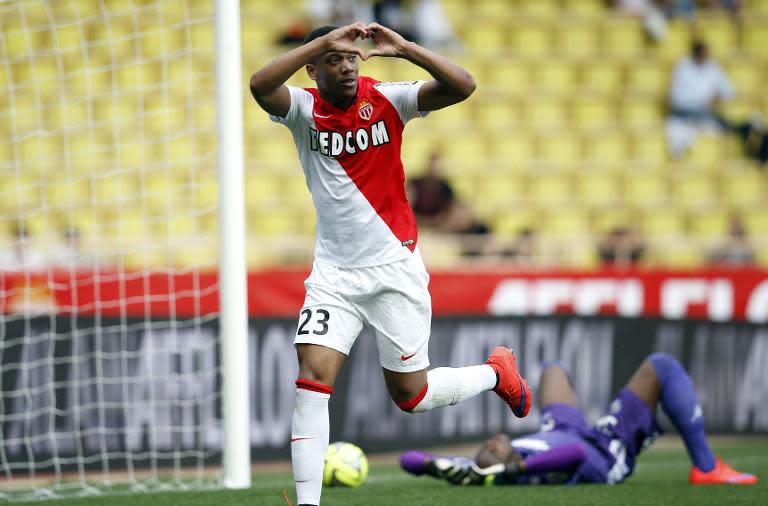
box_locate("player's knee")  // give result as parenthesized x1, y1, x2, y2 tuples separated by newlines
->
(648, 352, 682, 383)
(296, 367, 335, 389)
(392, 384, 429, 413)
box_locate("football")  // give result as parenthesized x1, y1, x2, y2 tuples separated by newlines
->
(323, 441, 369, 488)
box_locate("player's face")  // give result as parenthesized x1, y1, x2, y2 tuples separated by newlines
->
(307, 51, 359, 104)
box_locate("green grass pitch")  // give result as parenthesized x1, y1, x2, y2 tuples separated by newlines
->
(7, 436, 766, 505)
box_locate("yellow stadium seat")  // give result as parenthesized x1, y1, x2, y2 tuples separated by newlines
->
(580, 62, 623, 95)
(544, 207, 591, 236)
(721, 97, 756, 119)
(536, 62, 578, 96)
(156, 214, 198, 239)
(518, 0, 560, 18)
(626, 63, 668, 96)
(175, 242, 217, 269)
(95, 98, 135, 129)
(474, 0, 510, 18)
(654, 245, 702, 268)
(625, 170, 670, 207)
(694, 19, 737, 59)
(0, 177, 40, 213)
(443, 136, 487, 164)
(621, 99, 665, 130)
(106, 211, 149, 241)
(190, 23, 214, 53)
(672, 173, 718, 208)
(572, 97, 614, 130)
(722, 171, 767, 209)
(512, 26, 552, 57)
(144, 100, 186, 135)
(68, 134, 110, 174)
(642, 208, 686, 237)
(654, 21, 692, 61)
(252, 211, 301, 237)
(144, 174, 182, 210)
(194, 176, 218, 208)
(539, 135, 581, 165)
(689, 210, 729, 240)
(725, 60, 763, 97)
(401, 137, 438, 170)
(525, 100, 567, 130)
(476, 174, 527, 208)
(577, 171, 622, 207)
(485, 61, 531, 95)
(476, 101, 521, 130)
(685, 136, 723, 166)
(463, 26, 507, 57)
(491, 134, 534, 164)
(117, 138, 149, 171)
(743, 23, 768, 58)
(583, 133, 628, 166)
(92, 174, 137, 206)
(529, 172, 574, 206)
(751, 0, 768, 14)
(494, 210, 536, 238)
(744, 209, 768, 237)
(602, 19, 645, 58)
(245, 175, 283, 208)
(631, 133, 668, 164)
(89, 23, 135, 59)
(557, 24, 599, 58)
(564, 0, 604, 18)
(47, 179, 88, 210)
(10, 95, 40, 134)
(48, 101, 89, 131)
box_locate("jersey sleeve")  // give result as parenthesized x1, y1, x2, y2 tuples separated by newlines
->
(373, 80, 429, 124)
(269, 86, 314, 128)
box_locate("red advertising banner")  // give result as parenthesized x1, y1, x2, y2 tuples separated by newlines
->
(2, 268, 768, 322)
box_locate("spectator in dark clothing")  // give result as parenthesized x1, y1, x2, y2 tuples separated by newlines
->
(708, 215, 756, 266)
(597, 226, 646, 268)
(408, 151, 489, 256)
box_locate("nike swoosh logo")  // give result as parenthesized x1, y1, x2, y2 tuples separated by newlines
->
(313, 113, 333, 118)
(400, 353, 417, 361)
(290, 436, 314, 443)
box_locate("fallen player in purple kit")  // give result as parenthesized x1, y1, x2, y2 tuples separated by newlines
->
(401, 353, 757, 486)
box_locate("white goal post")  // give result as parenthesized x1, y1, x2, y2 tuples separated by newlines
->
(0, 0, 250, 500)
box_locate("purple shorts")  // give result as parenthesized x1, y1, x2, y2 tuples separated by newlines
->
(541, 389, 663, 483)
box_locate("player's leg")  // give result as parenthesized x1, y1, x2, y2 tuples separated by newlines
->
(627, 353, 756, 484)
(368, 251, 530, 417)
(291, 267, 366, 506)
(538, 360, 579, 410)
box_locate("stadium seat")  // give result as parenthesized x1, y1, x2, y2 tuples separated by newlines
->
(601, 19, 645, 58)
(625, 170, 670, 207)
(689, 209, 729, 241)
(672, 173, 719, 209)
(577, 171, 622, 207)
(626, 62, 669, 96)
(654, 21, 692, 62)
(528, 171, 575, 206)
(564, 0, 604, 19)
(511, 25, 552, 57)
(538, 134, 581, 165)
(580, 61, 624, 95)
(743, 22, 768, 58)
(463, 26, 507, 57)
(621, 99, 665, 131)
(557, 24, 600, 58)
(536, 61, 578, 96)
(642, 208, 686, 237)
(46, 178, 89, 210)
(583, 133, 628, 166)
(491, 134, 534, 164)
(630, 133, 668, 164)
(722, 170, 767, 209)
(695, 18, 737, 59)
(525, 100, 567, 131)
(572, 97, 615, 131)
(493, 210, 536, 238)
(194, 176, 218, 209)
(724, 60, 763, 97)
(744, 209, 768, 237)
(485, 60, 531, 95)
(544, 207, 591, 236)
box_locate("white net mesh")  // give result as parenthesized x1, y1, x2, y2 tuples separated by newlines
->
(0, 0, 224, 500)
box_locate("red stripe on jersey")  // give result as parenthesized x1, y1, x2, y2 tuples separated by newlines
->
(307, 77, 418, 252)
(295, 379, 334, 395)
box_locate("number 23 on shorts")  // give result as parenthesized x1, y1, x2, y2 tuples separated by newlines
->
(297, 308, 330, 336)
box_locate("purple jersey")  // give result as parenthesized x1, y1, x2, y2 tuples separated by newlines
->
(513, 389, 663, 484)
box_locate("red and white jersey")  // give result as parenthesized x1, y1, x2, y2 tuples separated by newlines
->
(270, 76, 427, 267)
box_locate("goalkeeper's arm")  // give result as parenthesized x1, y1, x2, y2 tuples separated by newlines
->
(453, 443, 588, 486)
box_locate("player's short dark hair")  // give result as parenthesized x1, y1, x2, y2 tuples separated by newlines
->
(303, 26, 337, 45)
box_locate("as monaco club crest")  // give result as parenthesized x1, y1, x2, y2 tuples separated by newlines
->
(358, 99, 373, 120)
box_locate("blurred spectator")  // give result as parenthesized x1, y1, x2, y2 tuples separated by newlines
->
(501, 228, 538, 265)
(708, 215, 755, 266)
(373, 0, 417, 42)
(0, 222, 46, 270)
(49, 226, 93, 268)
(666, 40, 734, 158)
(412, 0, 458, 49)
(612, 0, 669, 40)
(597, 226, 646, 268)
(408, 151, 489, 254)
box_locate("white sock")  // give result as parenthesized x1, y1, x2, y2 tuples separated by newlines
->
(292, 384, 331, 505)
(403, 365, 497, 413)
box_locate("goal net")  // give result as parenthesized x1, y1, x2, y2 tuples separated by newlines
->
(0, 0, 247, 500)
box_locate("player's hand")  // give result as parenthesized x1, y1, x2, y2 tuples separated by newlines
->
(363, 22, 409, 59)
(322, 22, 368, 59)
(428, 458, 502, 486)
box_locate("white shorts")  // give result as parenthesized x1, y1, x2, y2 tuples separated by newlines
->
(294, 249, 431, 373)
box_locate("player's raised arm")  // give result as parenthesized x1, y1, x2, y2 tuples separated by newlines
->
(249, 22, 368, 117)
(364, 22, 476, 111)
